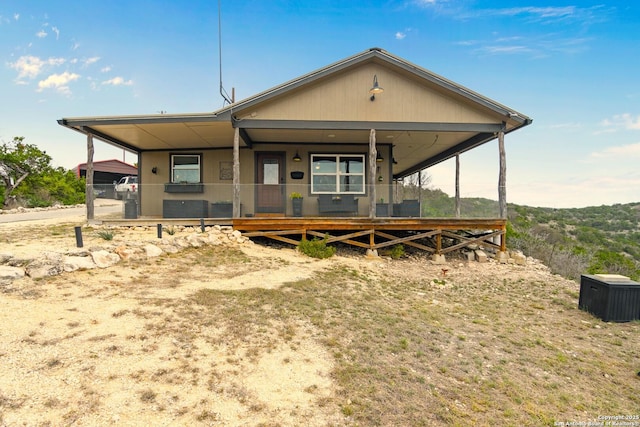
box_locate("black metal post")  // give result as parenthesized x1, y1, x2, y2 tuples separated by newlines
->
(74, 226, 83, 248)
(200, 218, 205, 232)
(157, 223, 162, 239)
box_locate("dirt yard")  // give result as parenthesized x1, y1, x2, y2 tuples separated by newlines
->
(1, 211, 639, 426)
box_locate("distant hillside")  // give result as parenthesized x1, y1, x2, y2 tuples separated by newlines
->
(417, 187, 640, 280)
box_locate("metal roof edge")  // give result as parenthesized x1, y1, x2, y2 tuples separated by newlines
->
(58, 112, 221, 128)
(214, 47, 531, 124)
(374, 49, 532, 123)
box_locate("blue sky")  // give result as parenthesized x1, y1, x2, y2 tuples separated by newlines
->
(1, 0, 639, 208)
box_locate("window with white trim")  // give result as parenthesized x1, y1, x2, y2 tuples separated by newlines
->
(311, 154, 365, 194)
(171, 154, 201, 183)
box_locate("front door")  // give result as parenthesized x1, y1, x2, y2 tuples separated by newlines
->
(256, 152, 285, 214)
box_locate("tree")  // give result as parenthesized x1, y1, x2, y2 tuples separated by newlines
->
(396, 170, 432, 201)
(0, 137, 84, 208)
(0, 137, 52, 207)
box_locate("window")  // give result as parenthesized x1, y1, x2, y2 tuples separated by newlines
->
(311, 154, 365, 194)
(171, 154, 201, 183)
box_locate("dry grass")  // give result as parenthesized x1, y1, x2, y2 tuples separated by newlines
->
(1, 222, 638, 426)
(133, 256, 640, 426)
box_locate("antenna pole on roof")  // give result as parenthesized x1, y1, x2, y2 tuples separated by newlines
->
(218, 0, 233, 106)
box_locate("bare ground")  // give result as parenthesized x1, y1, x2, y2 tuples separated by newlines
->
(0, 215, 639, 426)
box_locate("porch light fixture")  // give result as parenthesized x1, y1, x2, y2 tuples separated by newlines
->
(376, 151, 384, 162)
(369, 74, 384, 101)
(151, 166, 158, 174)
(293, 151, 301, 162)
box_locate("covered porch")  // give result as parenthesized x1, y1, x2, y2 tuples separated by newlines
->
(58, 48, 530, 255)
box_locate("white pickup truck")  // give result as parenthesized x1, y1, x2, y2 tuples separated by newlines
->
(114, 176, 138, 200)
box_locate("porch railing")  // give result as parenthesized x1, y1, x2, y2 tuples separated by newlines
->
(88, 183, 500, 220)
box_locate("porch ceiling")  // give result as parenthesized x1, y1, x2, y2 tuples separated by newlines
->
(58, 115, 502, 178)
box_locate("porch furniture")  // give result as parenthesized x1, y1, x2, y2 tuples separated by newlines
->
(579, 274, 640, 322)
(376, 203, 390, 217)
(291, 198, 303, 217)
(163, 199, 208, 218)
(317, 194, 359, 216)
(393, 200, 420, 217)
(211, 202, 233, 218)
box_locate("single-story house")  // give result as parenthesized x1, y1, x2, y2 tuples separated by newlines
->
(58, 47, 531, 221)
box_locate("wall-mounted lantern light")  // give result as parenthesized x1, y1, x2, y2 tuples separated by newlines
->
(293, 151, 302, 162)
(151, 166, 158, 174)
(369, 74, 384, 101)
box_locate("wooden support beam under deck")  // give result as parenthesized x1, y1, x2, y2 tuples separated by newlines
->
(232, 217, 507, 255)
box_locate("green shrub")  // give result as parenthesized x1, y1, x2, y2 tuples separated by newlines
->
(389, 244, 405, 259)
(298, 235, 336, 259)
(96, 230, 115, 241)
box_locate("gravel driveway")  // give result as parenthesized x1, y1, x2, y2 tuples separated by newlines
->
(0, 199, 123, 224)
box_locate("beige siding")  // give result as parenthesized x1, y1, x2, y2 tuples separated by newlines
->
(139, 144, 390, 217)
(140, 150, 254, 217)
(240, 64, 500, 124)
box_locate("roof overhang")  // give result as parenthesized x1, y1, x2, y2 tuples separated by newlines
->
(58, 48, 532, 179)
(58, 114, 530, 179)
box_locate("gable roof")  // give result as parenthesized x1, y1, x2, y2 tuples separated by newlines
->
(58, 48, 531, 178)
(73, 159, 138, 176)
(216, 47, 529, 125)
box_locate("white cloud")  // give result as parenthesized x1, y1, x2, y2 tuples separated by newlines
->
(101, 66, 112, 73)
(36, 30, 47, 38)
(102, 77, 133, 86)
(52, 26, 60, 39)
(600, 113, 640, 131)
(495, 6, 578, 20)
(455, 5, 612, 25)
(10, 55, 65, 79)
(590, 142, 640, 159)
(14, 13, 20, 21)
(395, 32, 406, 40)
(413, 0, 440, 6)
(37, 72, 81, 94)
(549, 122, 582, 130)
(83, 56, 101, 66)
(480, 45, 531, 55)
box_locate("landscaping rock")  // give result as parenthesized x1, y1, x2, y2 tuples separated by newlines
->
(0, 265, 25, 281)
(144, 244, 163, 258)
(475, 250, 488, 263)
(63, 255, 97, 272)
(91, 250, 121, 268)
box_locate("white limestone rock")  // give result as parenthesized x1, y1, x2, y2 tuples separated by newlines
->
(91, 250, 121, 268)
(63, 256, 97, 272)
(0, 265, 25, 280)
(144, 244, 163, 258)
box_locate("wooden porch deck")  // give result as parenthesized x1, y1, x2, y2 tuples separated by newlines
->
(233, 217, 507, 254)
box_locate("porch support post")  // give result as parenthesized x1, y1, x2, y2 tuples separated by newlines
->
(233, 127, 241, 218)
(498, 128, 507, 219)
(455, 154, 461, 218)
(86, 133, 95, 221)
(368, 129, 377, 219)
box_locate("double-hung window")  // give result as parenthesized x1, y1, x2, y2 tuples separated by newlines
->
(171, 154, 201, 183)
(311, 154, 365, 194)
